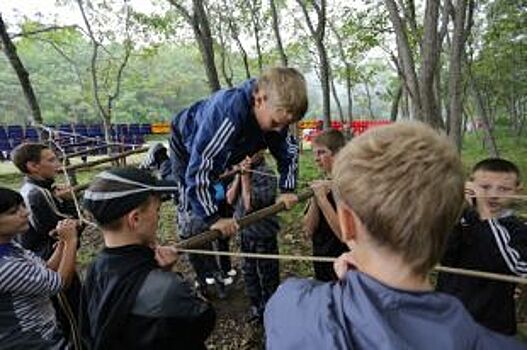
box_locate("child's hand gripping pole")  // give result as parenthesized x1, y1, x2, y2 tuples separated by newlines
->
(175, 189, 314, 250)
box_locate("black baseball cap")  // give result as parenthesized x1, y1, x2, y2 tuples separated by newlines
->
(83, 167, 178, 225)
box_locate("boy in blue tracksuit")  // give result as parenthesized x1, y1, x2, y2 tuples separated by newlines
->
(169, 67, 308, 290)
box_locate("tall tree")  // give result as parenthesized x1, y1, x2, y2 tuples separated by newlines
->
(169, 0, 221, 92)
(447, 0, 475, 151)
(296, 0, 331, 128)
(245, 0, 264, 72)
(384, 0, 443, 128)
(0, 14, 43, 126)
(76, 0, 132, 143)
(269, 0, 288, 66)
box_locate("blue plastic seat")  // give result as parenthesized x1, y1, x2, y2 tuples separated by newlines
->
(74, 124, 89, 137)
(129, 123, 141, 136)
(87, 124, 104, 138)
(0, 139, 11, 152)
(7, 125, 24, 140)
(116, 123, 129, 137)
(25, 126, 40, 141)
(140, 123, 152, 135)
(59, 124, 73, 134)
(0, 126, 8, 142)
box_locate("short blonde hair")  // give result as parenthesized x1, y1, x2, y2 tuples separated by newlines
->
(332, 121, 464, 275)
(255, 67, 308, 121)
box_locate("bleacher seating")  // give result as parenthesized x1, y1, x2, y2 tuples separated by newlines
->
(129, 123, 141, 136)
(25, 126, 39, 141)
(74, 124, 89, 137)
(140, 123, 152, 135)
(87, 124, 104, 138)
(0, 122, 153, 161)
(116, 124, 129, 137)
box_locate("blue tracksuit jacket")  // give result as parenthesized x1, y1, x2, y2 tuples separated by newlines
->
(169, 79, 299, 224)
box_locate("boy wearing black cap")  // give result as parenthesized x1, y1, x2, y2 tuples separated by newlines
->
(81, 167, 215, 350)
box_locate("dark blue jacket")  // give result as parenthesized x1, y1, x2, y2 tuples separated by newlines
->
(170, 79, 298, 223)
(437, 208, 527, 335)
(264, 271, 525, 350)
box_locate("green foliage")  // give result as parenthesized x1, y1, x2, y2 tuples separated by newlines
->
(0, 25, 214, 124)
(470, 0, 527, 132)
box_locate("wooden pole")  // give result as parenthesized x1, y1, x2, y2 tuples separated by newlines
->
(59, 143, 120, 160)
(62, 147, 148, 172)
(175, 189, 314, 249)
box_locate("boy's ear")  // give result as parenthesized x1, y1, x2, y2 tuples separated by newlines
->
(125, 208, 141, 230)
(337, 204, 358, 244)
(26, 161, 39, 174)
(516, 182, 523, 193)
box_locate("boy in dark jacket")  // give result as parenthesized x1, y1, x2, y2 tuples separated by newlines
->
(303, 129, 349, 281)
(265, 122, 524, 349)
(81, 167, 215, 349)
(437, 158, 527, 335)
(12, 143, 78, 260)
(170, 67, 308, 289)
(226, 151, 281, 323)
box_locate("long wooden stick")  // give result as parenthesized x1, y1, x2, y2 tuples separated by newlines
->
(62, 147, 148, 172)
(59, 144, 121, 159)
(175, 189, 314, 249)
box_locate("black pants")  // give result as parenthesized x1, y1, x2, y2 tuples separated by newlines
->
(215, 237, 232, 274)
(241, 234, 279, 316)
(52, 272, 82, 346)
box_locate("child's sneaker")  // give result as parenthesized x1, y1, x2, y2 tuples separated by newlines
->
(205, 277, 216, 285)
(223, 276, 234, 286)
(227, 268, 237, 277)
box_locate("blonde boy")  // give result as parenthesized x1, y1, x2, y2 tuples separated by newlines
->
(265, 122, 524, 349)
(169, 67, 307, 291)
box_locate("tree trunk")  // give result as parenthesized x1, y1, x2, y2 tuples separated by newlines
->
(247, 0, 263, 73)
(270, 0, 288, 66)
(0, 14, 44, 127)
(346, 66, 353, 123)
(364, 82, 375, 119)
(193, 0, 221, 92)
(391, 84, 403, 121)
(447, 0, 469, 151)
(318, 42, 331, 129)
(471, 81, 499, 157)
(385, 0, 422, 120)
(330, 73, 344, 123)
(328, 21, 352, 122)
(297, 0, 331, 128)
(216, 13, 234, 87)
(419, 0, 441, 128)
(171, 0, 221, 92)
(401, 87, 410, 119)
(226, 14, 251, 79)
